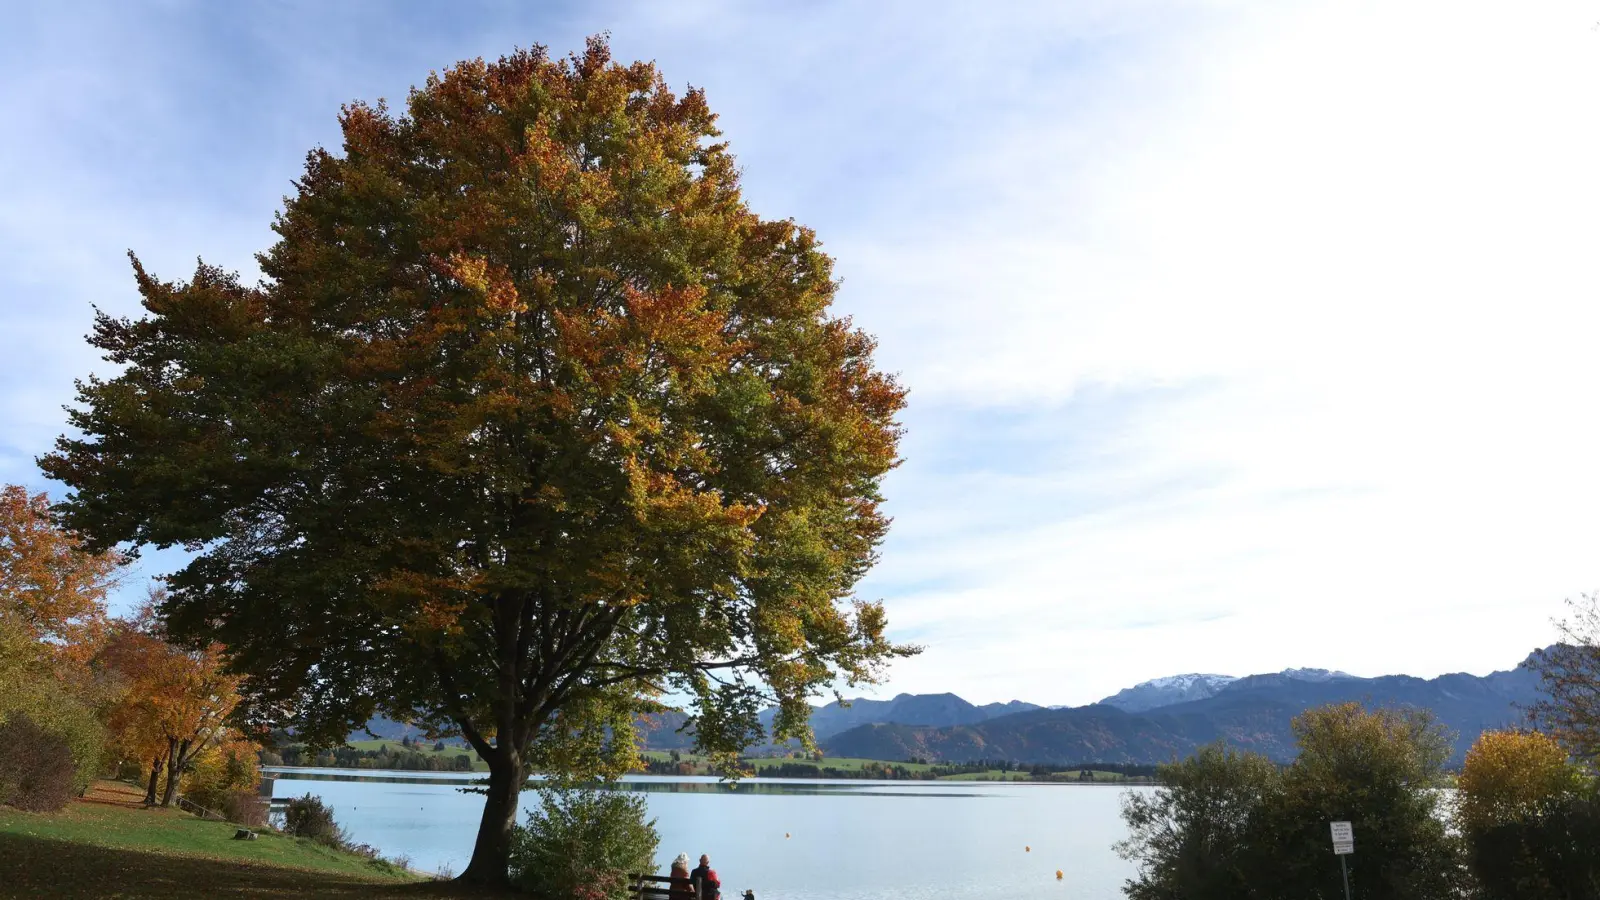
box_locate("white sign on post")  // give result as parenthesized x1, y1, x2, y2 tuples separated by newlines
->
(1330, 821, 1354, 855)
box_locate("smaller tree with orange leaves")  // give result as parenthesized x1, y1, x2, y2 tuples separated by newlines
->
(0, 484, 123, 662)
(101, 599, 243, 807)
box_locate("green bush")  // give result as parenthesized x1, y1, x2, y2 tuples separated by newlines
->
(0, 667, 106, 797)
(0, 713, 78, 812)
(184, 742, 260, 810)
(1117, 745, 1283, 900)
(508, 786, 659, 898)
(282, 793, 349, 848)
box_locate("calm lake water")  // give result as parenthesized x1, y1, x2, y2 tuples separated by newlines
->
(265, 769, 1146, 899)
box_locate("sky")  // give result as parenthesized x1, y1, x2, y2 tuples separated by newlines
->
(3, 0, 1599, 707)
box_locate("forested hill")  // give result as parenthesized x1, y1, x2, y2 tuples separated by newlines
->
(352, 693, 1041, 749)
(631, 693, 1042, 751)
(821, 651, 1547, 765)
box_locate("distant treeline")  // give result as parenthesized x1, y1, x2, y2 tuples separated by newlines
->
(637, 754, 1159, 781)
(263, 744, 476, 772)
(925, 759, 1161, 779)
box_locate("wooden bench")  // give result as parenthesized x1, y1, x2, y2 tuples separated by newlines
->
(626, 873, 677, 899)
(626, 874, 732, 899)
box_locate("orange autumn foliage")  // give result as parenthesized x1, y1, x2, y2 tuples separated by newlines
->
(100, 603, 244, 806)
(1456, 729, 1583, 832)
(0, 485, 123, 662)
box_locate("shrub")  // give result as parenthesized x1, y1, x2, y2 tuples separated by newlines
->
(0, 714, 78, 812)
(282, 793, 349, 848)
(0, 677, 106, 797)
(1117, 745, 1283, 900)
(184, 740, 261, 810)
(220, 790, 269, 827)
(508, 785, 659, 898)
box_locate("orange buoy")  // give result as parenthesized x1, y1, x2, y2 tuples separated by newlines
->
(1055, 870, 1063, 880)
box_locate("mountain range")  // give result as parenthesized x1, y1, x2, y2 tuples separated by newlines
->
(352, 650, 1549, 766)
(1095, 667, 1358, 712)
(820, 653, 1544, 765)
(632, 693, 1041, 751)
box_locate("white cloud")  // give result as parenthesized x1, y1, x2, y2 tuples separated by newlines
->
(837, 0, 1600, 703)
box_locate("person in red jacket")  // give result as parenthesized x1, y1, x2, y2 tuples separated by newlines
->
(690, 854, 721, 900)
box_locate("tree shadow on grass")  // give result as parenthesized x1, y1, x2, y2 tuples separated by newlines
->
(0, 832, 517, 899)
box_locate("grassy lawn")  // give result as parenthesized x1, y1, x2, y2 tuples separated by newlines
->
(0, 781, 517, 898)
(640, 751, 937, 773)
(745, 755, 936, 773)
(344, 739, 489, 772)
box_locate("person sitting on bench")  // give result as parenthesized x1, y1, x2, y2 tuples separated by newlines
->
(691, 854, 721, 900)
(669, 853, 696, 900)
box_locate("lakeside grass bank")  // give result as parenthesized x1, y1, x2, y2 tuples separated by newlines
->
(0, 781, 514, 899)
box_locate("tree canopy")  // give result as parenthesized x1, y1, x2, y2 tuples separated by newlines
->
(1457, 729, 1584, 834)
(43, 37, 910, 882)
(1457, 729, 1600, 898)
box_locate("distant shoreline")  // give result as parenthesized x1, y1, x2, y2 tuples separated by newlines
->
(262, 766, 1159, 787)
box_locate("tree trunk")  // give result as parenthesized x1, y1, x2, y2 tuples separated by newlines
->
(458, 750, 523, 886)
(143, 755, 164, 805)
(160, 738, 187, 808)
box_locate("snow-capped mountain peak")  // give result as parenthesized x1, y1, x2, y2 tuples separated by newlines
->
(1098, 666, 1363, 713)
(1277, 667, 1358, 682)
(1097, 673, 1239, 713)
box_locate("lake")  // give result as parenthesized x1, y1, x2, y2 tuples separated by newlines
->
(265, 769, 1147, 899)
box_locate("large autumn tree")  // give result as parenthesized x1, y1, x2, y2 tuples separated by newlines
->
(44, 38, 910, 883)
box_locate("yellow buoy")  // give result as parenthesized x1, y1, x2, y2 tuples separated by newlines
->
(1055, 870, 1063, 880)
